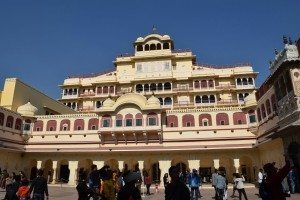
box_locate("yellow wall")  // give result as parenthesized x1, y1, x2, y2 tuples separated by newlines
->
(0, 78, 76, 115)
(258, 138, 285, 168)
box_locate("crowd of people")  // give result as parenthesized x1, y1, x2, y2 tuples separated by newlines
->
(1, 159, 298, 200)
(0, 168, 48, 200)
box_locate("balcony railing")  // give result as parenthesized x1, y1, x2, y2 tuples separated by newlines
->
(173, 101, 194, 108)
(173, 87, 193, 92)
(78, 106, 95, 112)
(215, 84, 236, 90)
(217, 99, 239, 106)
(79, 93, 96, 97)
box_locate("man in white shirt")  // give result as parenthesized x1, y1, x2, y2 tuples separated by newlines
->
(258, 169, 263, 197)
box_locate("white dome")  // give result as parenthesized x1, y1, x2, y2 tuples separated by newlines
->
(147, 95, 160, 106)
(17, 102, 38, 117)
(163, 35, 170, 39)
(136, 37, 144, 42)
(102, 98, 115, 107)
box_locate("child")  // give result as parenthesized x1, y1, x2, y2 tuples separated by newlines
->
(17, 179, 30, 200)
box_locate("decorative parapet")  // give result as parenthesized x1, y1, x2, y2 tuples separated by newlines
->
(269, 44, 300, 74)
(35, 113, 98, 119)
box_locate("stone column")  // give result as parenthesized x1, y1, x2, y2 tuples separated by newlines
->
(37, 161, 43, 170)
(188, 159, 200, 171)
(159, 160, 171, 187)
(51, 161, 58, 184)
(93, 161, 104, 170)
(118, 161, 124, 172)
(234, 158, 240, 173)
(138, 160, 144, 171)
(68, 161, 78, 186)
(213, 159, 220, 170)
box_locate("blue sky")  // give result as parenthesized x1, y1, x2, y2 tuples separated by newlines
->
(0, 0, 299, 99)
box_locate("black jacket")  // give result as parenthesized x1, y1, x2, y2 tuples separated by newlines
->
(30, 176, 49, 196)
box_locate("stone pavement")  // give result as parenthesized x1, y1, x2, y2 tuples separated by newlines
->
(1, 184, 300, 199)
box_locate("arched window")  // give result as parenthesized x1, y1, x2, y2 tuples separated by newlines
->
(242, 78, 248, 85)
(88, 118, 99, 130)
(136, 84, 143, 92)
(233, 112, 247, 125)
(248, 78, 253, 85)
(46, 120, 57, 131)
(67, 102, 71, 108)
(135, 113, 143, 126)
(96, 101, 102, 108)
(72, 102, 76, 110)
(194, 80, 200, 89)
(116, 114, 123, 127)
(266, 99, 272, 115)
(68, 89, 72, 95)
(158, 98, 163, 105)
(239, 93, 244, 101)
(144, 84, 150, 91)
(182, 114, 195, 127)
(199, 114, 212, 126)
(74, 119, 84, 131)
(164, 82, 171, 90)
(103, 86, 108, 94)
(237, 78, 242, 85)
(157, 83, 163, 91)
(137, 45, 143, 51)
(202, 95, 209, 103)
(248, 110, 256, 123)
(164, 97, 172, 105)
(150, 44, 156, 50)
(15, 118, 22, 130)
(201, 80, 207, 88)
(209, 95, 215, 103)
(73, 88, 78, 95)
(271, 94, 277, 113)
(257, 108, 262, 122)
(125, 114, 133, 127)
(163, 42, 169, 49)
(34, 120, 43, 131)
(157, 43, 161, 50)
(166, 115, 178, 127)
(109, 86, 114, 94)
(208, 80, 214, 88)
(216, 113, 229, 125)
(150, 83, 156, 91)
(60, 119, 70, 131)
(6, 116, 14, 128)
(147, 112, 158, 126)
(145, 44, 150, 51)
(195, 96, 201, 104)
(245, 93, 249, 97)
(0, 112, 4, 126)
(97, 87, 102, 94)
(102, 115, 111, 127)
(261, 104, 266, 119)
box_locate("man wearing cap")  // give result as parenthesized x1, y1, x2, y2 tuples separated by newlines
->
(165, 166, 190, 200)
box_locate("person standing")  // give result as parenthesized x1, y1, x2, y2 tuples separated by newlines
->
(165, 166, 190, 200)
(288, 167, 296, 194)
(215, 168, 227, 200)
(264, 159, 291, 200)
(234, 173, 248, 200)
(258, 168, 263, 197)
(144, 172, 152, 195)
(29, 169, 49, 200)
(5, 174, 21, 200)
(163, 173, 170, 188)
(189, 169, 201, 200)
(117, 171, 141, 200)
(211, 169, 218, 199)
(230, 173, 238, 197)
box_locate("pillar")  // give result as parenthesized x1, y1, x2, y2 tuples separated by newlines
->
(51, 161, 58, 184)
(138, 160, 144, 171)
(234, 158, 240, 173)
(213, 159, 220, 170)
(159, 160, 171, 187)
(68, 161, 78, 186)
(37, 161, 43, 170)
(93, 161, 104, 170)
(188, 159, 200, 171)
(118, 161, 124, 172)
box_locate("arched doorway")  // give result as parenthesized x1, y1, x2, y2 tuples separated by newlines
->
(59, 159, 69, 183)
(151, 162, 161, 183)
(199, 158, 214, 183)
(44, 159, 53, 183)
(29, 160, 37, 181)
(219, 157, 234, 182)
(240, 156, 254, 182)
(78, 159, 93, 180)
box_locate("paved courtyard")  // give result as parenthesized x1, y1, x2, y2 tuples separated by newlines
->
(1, 184, 299, 199)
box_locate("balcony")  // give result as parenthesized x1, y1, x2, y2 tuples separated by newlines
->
(215, 84, 236, 90)
(173, 101, 195, 108)
(173, 87, 193, 93)
(217, 99, 239, 106)
(236, 85, 255, 90)
(78, 106, 95, 112)
(79, 92, 96, 97)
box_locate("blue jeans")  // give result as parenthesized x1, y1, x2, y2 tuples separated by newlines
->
(33, 193, 45, 200)
(191, 187, 200, 200)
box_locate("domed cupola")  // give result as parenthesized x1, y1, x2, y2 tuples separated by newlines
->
(146, 95, 160, 106)
(17, 101, 38, 117)
(102, 97, 115, 108)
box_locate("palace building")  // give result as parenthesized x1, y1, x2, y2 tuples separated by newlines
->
(0, 32, 299, 188)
